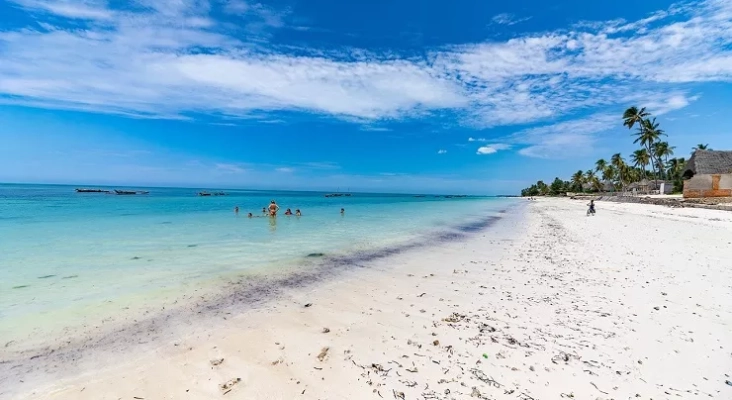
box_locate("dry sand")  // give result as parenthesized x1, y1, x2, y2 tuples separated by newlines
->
(6, 199, 732, 399)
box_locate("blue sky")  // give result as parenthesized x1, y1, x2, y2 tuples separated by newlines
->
(1, 0, 731, 194)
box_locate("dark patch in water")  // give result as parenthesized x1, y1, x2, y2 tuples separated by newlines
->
(435, 232, 465, 241)
(37, 275, 56, 279)
(62, 275, 78, 279)
(12, 285, 29, 289)
(160, 221, 172, 224)
(131, 256, 141, 260)
(120, 213, 137, 217)
(455, 216, 500, 233)
(307, 253, 325, 257)
(187, 244, 198, 248)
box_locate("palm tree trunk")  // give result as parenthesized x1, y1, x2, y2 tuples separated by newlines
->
(647, 143, 658, 182)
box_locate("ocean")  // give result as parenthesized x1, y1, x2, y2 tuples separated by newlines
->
(0, 184, 514, 351)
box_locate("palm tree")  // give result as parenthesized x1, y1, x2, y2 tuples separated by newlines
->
(610, 153, 626, 188)
(666, 157, 687, 193)
(595, 159, 607, 173)
(631, 149, 650, 179)
(694, 143, 710, 150)
(634, 118, 665, 180)
(571, 170, 584, 192)
(666, 157, 686, 179)
(585, 170, 600, 192)
(602, 165, 617, 182)
(652, 141, 674, 179)
(623, 106, 650, 131)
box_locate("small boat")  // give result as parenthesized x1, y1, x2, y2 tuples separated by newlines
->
(198, 191, 226, 196)
(75, 188, 109, 193)
(114, 190, 148, 195)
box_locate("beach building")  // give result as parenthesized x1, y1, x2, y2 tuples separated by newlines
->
(625, 179, 673, 195)
(682, 150, 732, 198)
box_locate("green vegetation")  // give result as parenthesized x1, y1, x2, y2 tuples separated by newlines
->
(520, 106, 689, 197)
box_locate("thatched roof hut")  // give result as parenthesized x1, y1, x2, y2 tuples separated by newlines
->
(683, 150, 732, 178)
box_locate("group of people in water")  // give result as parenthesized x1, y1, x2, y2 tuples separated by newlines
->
(233, 200, 345, 218)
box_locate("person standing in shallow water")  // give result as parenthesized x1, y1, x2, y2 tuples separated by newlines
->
(340, 208, 345, 215)
(268, 200, 280, 217)
(234, 206, 239, 214)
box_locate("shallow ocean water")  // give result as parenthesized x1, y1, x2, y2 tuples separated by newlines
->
(0, 184, 514, 347)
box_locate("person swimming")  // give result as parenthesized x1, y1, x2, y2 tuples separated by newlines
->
(261, 207, 267, 215)
(268, 200, 280, 217)
(247, 212, 253, 218)
(234, 206, 239, 214)
(284, 208, 293, 215)
(340, 208, 345, 215)
(295, 209, 301, 216)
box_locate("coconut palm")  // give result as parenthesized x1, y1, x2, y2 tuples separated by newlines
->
(571, 170, 584, 192)
(585, 170, 601, 192)
(694, 143, 710, 150)
(631, 149, 650, 179)
(633, 118, 665, 179)
(623, 106, 650, 131)
(666, 157, 686, 179)
(595, 158, 607, 173)
(602, 165, 617, 182)
(610, 153, 625, 172)
(652, 141, 674, 179)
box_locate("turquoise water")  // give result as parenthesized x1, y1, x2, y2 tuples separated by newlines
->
(0, 184, 512, 348)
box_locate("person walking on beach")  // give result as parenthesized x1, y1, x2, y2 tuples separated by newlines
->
(268, 200, 280, 217)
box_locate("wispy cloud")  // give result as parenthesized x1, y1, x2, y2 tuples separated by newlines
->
(467, 137, 486, 142)
(300, 161, 340, 170)
(0, 0, 729, 134)
(437, 149, 447, 154)
(9, 0, 114, 20)
(509, 90, 697, 158)
(215, 162, 247, 174)
(491, 13, 531, 26)
(476, 144, 510, 155)
(275, 167, 294, 173)
(360, 126, 392, 132)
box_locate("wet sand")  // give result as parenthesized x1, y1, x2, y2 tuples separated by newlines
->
(4, 199, 732, 399)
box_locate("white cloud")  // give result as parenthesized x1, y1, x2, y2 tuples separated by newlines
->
(9, 0, 114, 19)
(215, 163, 247, 174)
(437, 149, 447, 154)
(301, 161, 340, 170)
(467, 137, 486, 142)
(491, 13, 531, 26)
(0, 0, 729, 131)
(476, 144, 510, 155)
(276, 167, 294, 173)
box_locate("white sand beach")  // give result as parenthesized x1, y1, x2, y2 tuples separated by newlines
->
(7, 199, 732, 400)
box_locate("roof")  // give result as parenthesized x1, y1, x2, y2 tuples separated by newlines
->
(683, 150, 732, 176)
